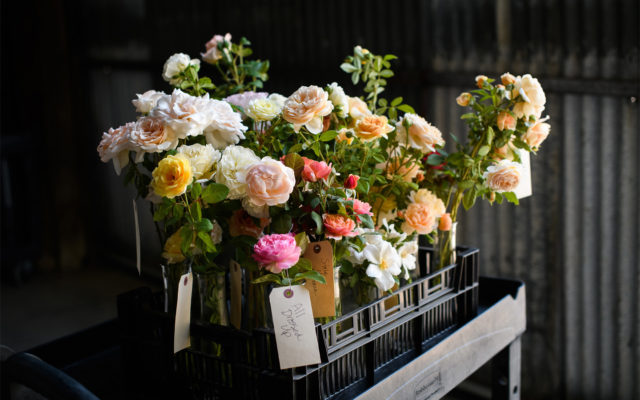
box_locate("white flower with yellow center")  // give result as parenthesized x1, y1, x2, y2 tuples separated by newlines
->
(398, 240, 419, 278)
(363, 240, 402, 291)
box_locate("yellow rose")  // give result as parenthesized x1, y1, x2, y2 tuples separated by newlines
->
(151, 154, 193, 198)
(355, 115, 393, 141)
(162, 229, 185, 264)
(245, 98, 280, 122)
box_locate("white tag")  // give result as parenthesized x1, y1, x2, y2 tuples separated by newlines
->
(513, 150, 532, 199)
(132, 199, 141, 275)
(174, 272, 193, 353)
(230, 260, 242, 329)
(269, 286, 321, 369)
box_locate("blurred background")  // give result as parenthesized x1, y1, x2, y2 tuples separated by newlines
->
(1, 0, 638, 399)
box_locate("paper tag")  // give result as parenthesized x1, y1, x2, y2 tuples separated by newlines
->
(384, 284, 399, 309)
(303, 241, 335, 317)
(513, 150, 532, 199)
(230, 260, 242, 329)
(174, 272, 193, 353)
(132, 199, 141, 275)
(269, 286, 321, 369)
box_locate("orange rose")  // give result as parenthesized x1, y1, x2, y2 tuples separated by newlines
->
(355, 115, 393, 142)
(438, 213, 452, 231)
(456, 92, 471, 106)
(322, 214, 356, 240)
(401, 203, 438, 235)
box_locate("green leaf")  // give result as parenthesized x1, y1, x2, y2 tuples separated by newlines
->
(427, 153, 445, 166)
(340, 63, 358, 73)
(397, 104, 415, 114)
(190, 182, 202, 198)
(319, 130, 338, 142)
(251, 273, 282, 285)
(311, 211, 323, 235)
(486, 127, 495, 145)
(378, 98, 388, 107)
(461, 113, 475, 120)
(272, 213, 293, 234)
(351, 72, 359, 85)
(380, 69, 394, 78)
(295, 270, 326, 284)
(477, 146, 490, 156)
(201, 183, 229, 204)
(293, 257, 313, 272)
(294, 232, 309, 255)
(504, 191, 520, 205)
(458, 180, 474, 190)
(288, 143, 303, 154)
(359, 214, 374, 229)
(180, 227, 193, 255)
(388, 107, 397, 121)
(391, 97, 403, 107)
(383, 54, 398, 61)
(194, 218, 213, 232)
(197, 231, 215, 252)
(311, 141, 321, 158)
(356, 179, 370, 194)
(462, 187, 477, 210)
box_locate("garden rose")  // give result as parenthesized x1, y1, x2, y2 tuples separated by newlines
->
(162, 229, 186, 264)
(456, 92, 471, 106)
(475, 75, 488, 88)
(245, 157, 296, 206)
(176, 143, 220, 180)
(344, 174, 359, 189)
(524, 117, 551, 149)
(252, 233, 301, 273)
(328, 82, 349, 118)
(323, 214, 357, 240)
(496, 111, 517, 131)
(396, 113, 444, 153)
(203, 100, 248, 149)
(483, 160, 522, 193)
(130, 116, 178, 161)
(201, 33, 231, 64)
(224, 91, 268, 113)
(401, 202, 439, 235)
(152, 89, 216, 139)
(215, 145, 260, 199)
(267, 93, 287, 110)
(97, 122, 134, 175)
(245, 98, 280, 121)
(350, 198, 373, 216)
(355, 115, 393, 141)
(151, 154, 193, 198)
(348, 96, 371, 120)
(282, 85, 333, 134)
(381, 159, 422, 182)
(501, 72, 517, 85)
(301, 159, 332, 182)
(162, 53, 199, 85)
(132, 90, 166, 114)
(512, 74, 546, 119)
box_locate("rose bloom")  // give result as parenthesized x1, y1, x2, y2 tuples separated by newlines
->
(97, 122, 134, 175)
(493, 142, 515, 161)
(396, 113, 445, 153)
(151, 89, 217, 139)
(252, 233, 301, 274)
(201, 33, 231, 64)
(501, 72, 517, 85)
(151, 154, 193, 198)
(323, 214, 357, 240)
(203, 100, 248, 149)
(176, 143, 220, 180)
(344, 174, 359, 189)
(456, 92, 471, 107)
(301, 158, 332, 182)
(282, 85, 333, 134)
(132, 90, 166, 114)
(162, 53, 200, 85)
(162, 229, 186, 264)
(130, 116, 178, 162)
(354, 115, 394, 142)
(215, 145, 260, 199)
(475, 75, 489, 88)
(401, 202, 439, 235)
(410, 189, 446, 215)
(245, 98, 280, 122)
(496, 111, 517, 131)
(483, 160, 522, 193)
(350, 198, 373, 216)
(245, 157, 296, 206)
(524, 118, 551, 149)
(348, 96, 371, 120)
(229, 209, 267, 238)
(224, 91, 268, 114)
(328, 82, 349, 118)
(512, 74, 546, 119)
(267, 93, 287, 110)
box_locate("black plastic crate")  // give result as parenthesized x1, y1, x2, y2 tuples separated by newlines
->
(117, 246, 479, 400)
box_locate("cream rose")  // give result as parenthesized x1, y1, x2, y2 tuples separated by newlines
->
(282, 85, 333, 134)
(524, 117, 551, 149)
(129, 116, 178, 162)
(396, 113, 444, 153)
(512, 74, 546, 119)
(245, 157, 295, 206)
(215, 145, 260, 199)
(201, 33, 231, 64)
(176, 143, 221, 180)
(132, 90, 166, 114)
(328, 82, 349, 118)
(203, 100, 248, 149)
(483, 160, 522, 193)
(267, 93, 287, 110)
(97, 122, 134, 175)
(355, 115, 394, 141)
(348, 96, 371, 120)
(245, 98, 280, 121)
(152, 89, 216, 139)
(162, 53, 200, 85)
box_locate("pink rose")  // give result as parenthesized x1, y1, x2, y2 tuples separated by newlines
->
(323, 214, 357, 240)
(496, 112, 517, 131)
(245, 157, 296, 206)
(202, 33, 231, 64)
(301, 158, 332, 182)
(349, 198, 373, 216)
(344, 174, 360, 189)
(252, 233, 301, 273)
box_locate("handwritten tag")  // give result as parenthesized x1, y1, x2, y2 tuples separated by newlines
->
(303, 241, 335, 317)
(132, 199, 141, 275)
(269, 286, 321, 369)
(513, 149, 532, 199)
(174, 272, 193, 354)
(230, 260, 242, 329)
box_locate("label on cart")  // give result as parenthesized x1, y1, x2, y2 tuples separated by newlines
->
(174, 272, 193, 354)
(269, 285, 321, 369)
(229, 260, 242, 329)
(513, 149, 532, 199)
(303, 241, 335, 317)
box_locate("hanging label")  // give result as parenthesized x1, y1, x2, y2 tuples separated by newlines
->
(230, 260, 243, 329)
(513, 149, 532, 199)
(132, 199, 141, 275)
(384, 284, 400, 309)
(174, 272, 193, 354)
(303, 241, 335, 317)
(269, 285, 321, 369)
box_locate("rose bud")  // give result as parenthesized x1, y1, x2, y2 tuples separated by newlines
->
(475, 75, 489, 88)
(456, 92, 472, 106)
(438, 213, 452, 231)
(344, 174, 360, 189)
(301, 160, 332, 182)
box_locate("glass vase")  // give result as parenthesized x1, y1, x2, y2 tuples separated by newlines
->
(246, 270, 271, 330)
(161, 262, 190, 314)
(434, 222, 458, 270)
(194, 271, 229, 326)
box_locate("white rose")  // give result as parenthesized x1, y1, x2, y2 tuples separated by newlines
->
(177, 143, 221, 180)
(363, 240, 402, 291)
(210, 219, 223, 244)
(152, 89, 216, 139)
(97, 122, 134, 175)
(162, 53, 200, 85)
(203, 100, 248, 149)
(245, 98, 280, 122)
(242, 197, 270, 218)
(267, 93, 287, 110)
(130, 116, 179, 162)
(512, 74, 546, 119)
(215, 145, 260, 199)
(132, 90, 166, 114)
(328, 82, 349, 118)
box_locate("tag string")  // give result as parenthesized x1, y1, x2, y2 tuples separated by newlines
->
(283, 269, 294, 298)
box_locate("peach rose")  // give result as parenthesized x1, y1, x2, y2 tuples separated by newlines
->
(323, 214, 357, 240)
(245, 157, 295, 206)
(483, 160, 522, 193)
(401, 203, 438, 235)
(524, 118, 551, 149)
(456, 92, 471, 106)
(496, 111, 517, 131)
(348, 96, 371, 120)
(97, 122, 134, 175)
(355, 115, 394, 141)
(282, 85, 333, 134)
(151, 154, 193, 198)
(381, 159, 422, 182)
(501, 72, 516, 85)
(512, 74, 546, 119)
(130, 116, 178, 162)
(396, 113, 444, 153)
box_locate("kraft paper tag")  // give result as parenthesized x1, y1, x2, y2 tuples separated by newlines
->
(269, 286, 321, 369)
(384, 284, 400, 309)
(174, 272, 193, 354)
(303, 241, 335, 317)
(132, 199, 141, 275)
(230, 260, 242, 329)
(513, 150, 532, 199)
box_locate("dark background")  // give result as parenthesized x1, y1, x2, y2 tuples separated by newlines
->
(1, 1, 638, 399)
